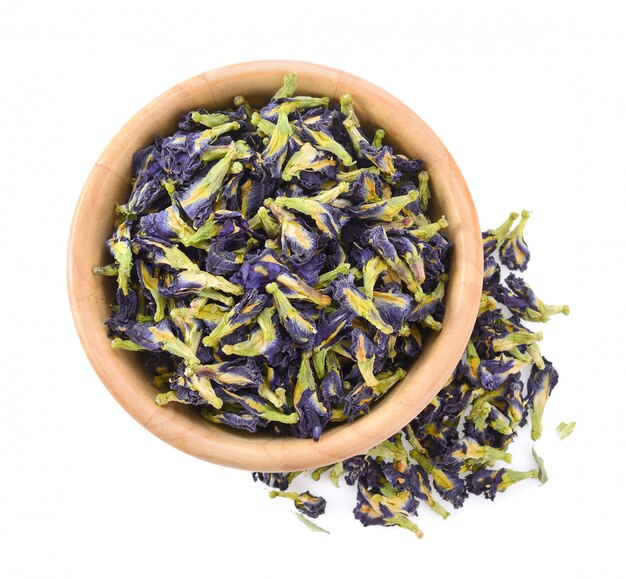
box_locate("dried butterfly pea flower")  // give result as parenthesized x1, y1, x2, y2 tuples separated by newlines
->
(330, 276, 394, 334)
(501, 273, 570, 322)
(527, 359, 559, 441)
(160, 269, 243, 300)
(107, 220, 133, 295)
(320, 367, 344, 407)
(201, 410, 262, 432)
(482, 255, 501, 290)
(265, 282, 317, 348)
(478, 355, 528, 391)
(466, 467, 538, 500)
(171, 369, 222, 409)
(482, 211, 519, 258)
(253, 471, 301, 491)
(492, 329, 543, 353)
(361, 256, 387, 298)
(188, 111, 231, 128)
(362, 227, 423, 298)
(353, 484, 423, 537)
(175, 140, 248, 227)
(250, 111, 277, 138)
(261, 97, 330, 125)
(389, 236, 427, 285)
(220, 307, 282, 362)
(272, 195, 341, 238)
(215, 388, 298, 425)
(350, 189, 420, 222)
(131, 236, 199, 272)
(406, 276, 446, 323)
(372, 289, 413, 331)
(500, 210, 531, 271)
(138, 205, 195, 244)
(261, 104, 293, 179)
(254, 211, 569, 537)
(314, 307, 356, 350)
(136, 261, 167, 322)
(201, 289, 268, 347)
(295, 119, 354, 168)
(405, 428, 468, 508)
(351, 329, 380, 387)
(361, 143, 402, 183)
(124, 152, 167, 215)
(316, 262, 351, 287)
(450, 438, 512, 465)
(293, 353, 330, 440)
(269, 490, 327, 519)
(349, 170, 386, 203)
(258, 369, 289, 410)
(405, 216, 449, 242)
(281, 142, 337, 182)
(268, 203, 319, 263)
(109, 319, 200, 368)
(272, 73, 297, 100)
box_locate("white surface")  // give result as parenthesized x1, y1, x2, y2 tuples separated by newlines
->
(1, 1, 624, 577)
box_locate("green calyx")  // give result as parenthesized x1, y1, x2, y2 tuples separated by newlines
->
(251, 112, 277, 137)
(489, 211, 519, 244)
(300, 125, 354, 167)
(191, 111, 230, 128)
(111, 338, 144, 351)
(343, 117, 365, 156)
(556, 421, 576, 440)
(266, 282, 317, 340)
(507, 210, 530, 241)
(417, 171, 431, 211)
(316, 262, 351, 287)
(272, 73, 297, 100)
(409, 216, 449, 241)
(311, 181, 350, 205)
(499, 468, 538, 491)
(292, 512, 330, 534)
(372, 128, 385, 148)
(493, 330, 543, 352)
(149, 325, 200, 368)
(532, 447, 549, 485)
(92, 264, 118, 276)
(155, 391, 188, 406)
(340, 93, 360, 127)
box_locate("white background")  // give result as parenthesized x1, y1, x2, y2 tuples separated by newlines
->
(1, 1, 624, 577)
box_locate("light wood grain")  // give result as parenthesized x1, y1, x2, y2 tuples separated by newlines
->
(67, 61, 483, 472)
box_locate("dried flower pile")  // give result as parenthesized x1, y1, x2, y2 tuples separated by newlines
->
(254, 212, 569, 536)
(96, 74, 449, 440)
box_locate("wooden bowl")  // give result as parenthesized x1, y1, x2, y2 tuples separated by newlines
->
(67, 61, 483, 472)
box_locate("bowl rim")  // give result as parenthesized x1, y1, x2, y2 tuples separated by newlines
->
(67, 60, 483, 472)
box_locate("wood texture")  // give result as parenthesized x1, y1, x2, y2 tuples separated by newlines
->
(67, 61, 483, 471)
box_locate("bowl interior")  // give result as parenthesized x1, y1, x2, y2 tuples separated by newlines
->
(68, 61, 483, 471)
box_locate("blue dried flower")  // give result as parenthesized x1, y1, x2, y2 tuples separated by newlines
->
(499, 210, 531, 271)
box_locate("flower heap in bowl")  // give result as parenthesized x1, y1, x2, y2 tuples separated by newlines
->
(68, 61, 482, 471)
